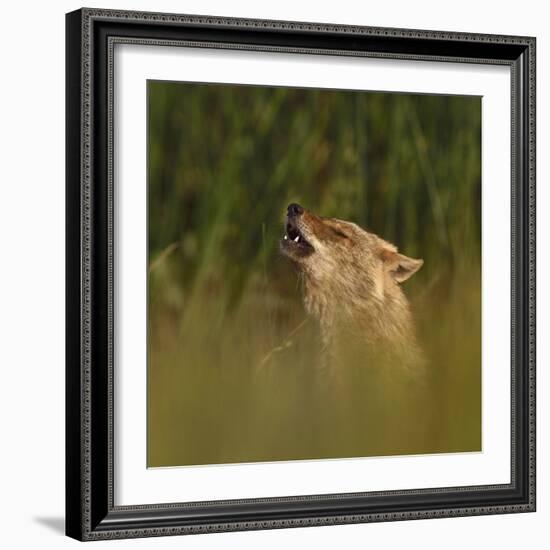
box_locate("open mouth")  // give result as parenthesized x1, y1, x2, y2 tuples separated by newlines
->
(282, 217, 314, 253)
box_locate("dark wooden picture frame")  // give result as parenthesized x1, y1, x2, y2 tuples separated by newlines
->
(66, 8, 536, 541)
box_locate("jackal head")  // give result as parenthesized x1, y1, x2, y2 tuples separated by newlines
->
(280, 203, 423, 293)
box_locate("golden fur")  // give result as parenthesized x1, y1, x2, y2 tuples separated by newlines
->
(280, 204, 424, 369)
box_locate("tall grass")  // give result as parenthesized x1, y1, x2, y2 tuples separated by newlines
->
(147, 81, 481, 467)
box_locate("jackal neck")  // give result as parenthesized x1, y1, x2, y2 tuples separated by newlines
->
(301, 269, 421, 364)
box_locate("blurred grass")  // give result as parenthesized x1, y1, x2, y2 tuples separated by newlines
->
(147, 81, 481, 467)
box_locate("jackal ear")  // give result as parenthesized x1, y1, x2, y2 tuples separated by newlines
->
(379, 247, 423, 283)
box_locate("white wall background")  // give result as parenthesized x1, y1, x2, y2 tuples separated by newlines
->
(0, 1, 545, 548)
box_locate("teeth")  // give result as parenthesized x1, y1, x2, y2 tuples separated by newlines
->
(283, 234, 288, 240)
(294, 236, 300, 243)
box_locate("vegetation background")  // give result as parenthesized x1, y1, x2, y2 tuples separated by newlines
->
(147, 80, 481, 467)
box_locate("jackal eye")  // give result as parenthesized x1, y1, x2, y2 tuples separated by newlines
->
(330, 227, 349, 240)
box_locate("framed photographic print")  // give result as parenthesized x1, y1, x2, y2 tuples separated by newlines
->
(65, 8, 536, 541)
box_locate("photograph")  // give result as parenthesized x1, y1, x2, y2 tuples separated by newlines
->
(63, 5, 536, 542)
(146, 80, 482, 468)
(0, 0, 543, 545)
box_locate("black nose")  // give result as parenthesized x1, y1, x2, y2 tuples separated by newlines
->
(287, 203, 304, 217)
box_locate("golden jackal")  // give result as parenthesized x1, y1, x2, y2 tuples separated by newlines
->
(280, 203, 424, 370)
